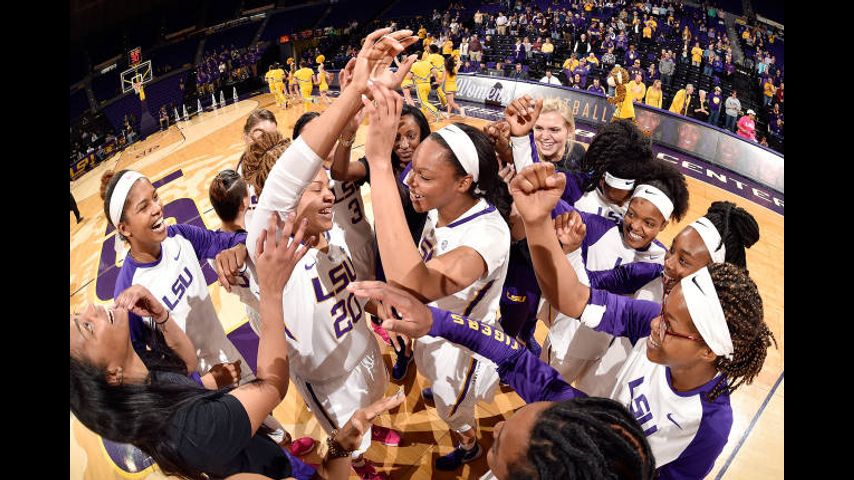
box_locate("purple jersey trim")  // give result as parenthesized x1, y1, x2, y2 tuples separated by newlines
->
(446, 204, 497, 228)
(588, 262, 664, 295)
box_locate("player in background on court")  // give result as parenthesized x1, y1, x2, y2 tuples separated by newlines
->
(427, 44, 449, 110)
(242, 28, 419, 480)
(315, 55, 333, 105)
(361, 81, 511, 471)
(410, 52, 442, 122)
(287, 58, 302, 106)
(442, 53, 466, 118)
(265, 63, 287, 108)
(294, 60, 316, 109)
(395, 54, 416, 107)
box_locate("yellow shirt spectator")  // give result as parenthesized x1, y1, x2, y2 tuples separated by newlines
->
(741, 30, 750, 40)
(643, 26, 652, 38)
(691, 46, 703, 63)
(764, 81, 776, 98)
(542, 42, 554, 54)
(646, 19, 657, 30)
(563, 57, 579, 71)
(586, 53, 599, 65)
(669, 89, 689, 115)
(628, 79, 646, 102)
(645, 86, 662, 109)
(442, 40, 454, 55)
(418, 27, 427, 39)
(584, 2, 594, 12)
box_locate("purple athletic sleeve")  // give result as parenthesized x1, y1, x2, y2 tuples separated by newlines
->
(189, 371, 205, 387)
(656, 399, 732, 479)
(588, 262, 664, 295)
(582, 288, 659, 345)
(561, 171, 588, 204)
(428, 306, 585, 403)
(169, 224, 247, 261)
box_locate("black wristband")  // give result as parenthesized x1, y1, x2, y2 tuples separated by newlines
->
(155, 311, 170, 325)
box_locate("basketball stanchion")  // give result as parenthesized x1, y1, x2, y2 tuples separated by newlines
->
(220, 90, 226, 107)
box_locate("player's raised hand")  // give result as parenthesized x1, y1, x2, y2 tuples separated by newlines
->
(114, 284, 167, 322)
(215, 244, 247, 293)
(347, 281, 433, 338)
(509, 162, 567, 224)
(349, 28, 419, 94)
(504, 95, 543, 137)
(255, 212, 314, 296)
(554, 210, 587, 254)
(483, 120, 513, 167)
(362, 82, 404, 169)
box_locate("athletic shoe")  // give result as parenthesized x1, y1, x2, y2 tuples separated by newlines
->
(371, 425, 402, 446)
(421, 387, 435, 406)
(435, 442, 482, 471)
(288, 436, 318, 456)
(391, 349, 413, 381)
(352, 459, 387, 480)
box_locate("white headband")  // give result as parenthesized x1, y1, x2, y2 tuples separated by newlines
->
(632, 184, 674, 220)
(604, 171, 636, 190)
(436, 124, 480, 184)
(690, 217, 727, 263)
(109, 171, 146, 227)
(681, 268, 733, 360)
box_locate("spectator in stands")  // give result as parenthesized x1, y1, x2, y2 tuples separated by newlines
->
(573, 58, 590, 88)
(691, 41, 703, 67)
(724, 90, 742, 132)
(571, 73, 582, 89)
(737, 109, 757, 141)
(496, 12, 509, 35)
(513, 38, 526, 64)
(645, 61, 659, 84)
(724, 53, 735, 79)
(587, 77, 605, 95)
(669, 83, 695, 117)
(768, 115, 784, 151)
(763, 77, 777, 108)
(708, 85, 723, 127)
(468, 35, 482, 63)
(601, 46, 616, 70)
(493, 61, 506, 77)
(573, 33, 592, 55)
(625, 44, 639, 66)
(644, 79, 663, 109)
(478, 62, 488, 74)
(775, 81, 784, 105)
(510, 63, 528, 80)
(539, 70, 562, 85)
(629, 59, 644, 82)
(693, 89, 710, 122)
(585, 51, 598, 67)
(541, 37, 555, 63)
(628, 73, 646, 103)
(459, 37, 469, 62)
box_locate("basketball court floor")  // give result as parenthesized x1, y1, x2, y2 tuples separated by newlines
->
(70, 93, 783, 480)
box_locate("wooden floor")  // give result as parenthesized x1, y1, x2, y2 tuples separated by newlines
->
(70, 93, 783, 480)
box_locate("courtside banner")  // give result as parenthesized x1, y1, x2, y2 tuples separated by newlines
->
(70, 139, 118, 180)
(454, 74, 783, 194)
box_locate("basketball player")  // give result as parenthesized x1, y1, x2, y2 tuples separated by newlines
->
(361, 81, 511, 471)
(427, 44, 448, 109)
(243, 27, 418, 479)
(410, 52, 442, 122)
(294, 60, 316, 107)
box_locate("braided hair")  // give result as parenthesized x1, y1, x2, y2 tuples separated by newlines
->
(239, 130, 291, 196)
(509, 397, 656, 480)
(703, 201, 760, 269)
(575, 120, 653, 193)
(706, 262, 777, 401)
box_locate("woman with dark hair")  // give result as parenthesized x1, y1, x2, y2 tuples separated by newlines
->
(241, 27, 418, 479)
(328, 97, 433, 381)
(346, 281, 656, 480)
(360, 81, 511, 471)
(71, 213, 404, 480)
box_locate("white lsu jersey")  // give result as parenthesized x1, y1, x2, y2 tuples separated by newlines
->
(282, 225, 374, 383)
(115, 225, 251, 381)
(419, 198, 510, 324)
(329, 175, 376, 281)
(573, 187, 628, 224)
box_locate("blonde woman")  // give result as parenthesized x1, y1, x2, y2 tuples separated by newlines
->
(644, 79, 663, 109)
